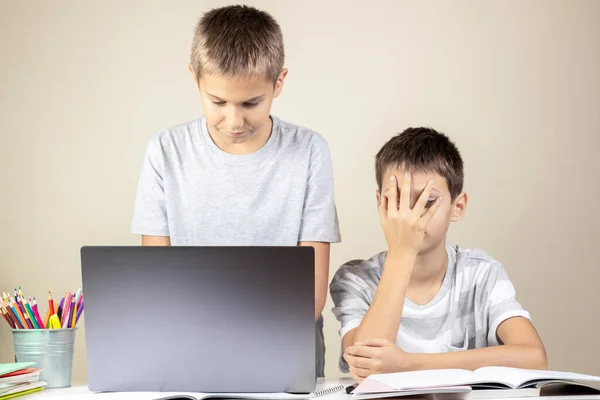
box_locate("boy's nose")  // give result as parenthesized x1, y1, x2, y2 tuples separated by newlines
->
(226, 108, 244, 131)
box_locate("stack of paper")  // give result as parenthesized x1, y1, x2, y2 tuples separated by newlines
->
(0, 362, 46, 399)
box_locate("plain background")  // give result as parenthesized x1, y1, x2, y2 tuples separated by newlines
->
(1, 0, 599, 383)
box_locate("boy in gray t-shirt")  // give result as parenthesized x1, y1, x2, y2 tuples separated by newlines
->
(330, 128, 546, 381)
(131, 6, 341, 377)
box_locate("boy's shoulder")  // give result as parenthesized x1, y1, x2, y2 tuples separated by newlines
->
(274, 116, 331, 153)
(149, 118, 202, 147)
(331, 251, 387, 287)
(451, 246, 511, 292)
(453, 246, 499, 267)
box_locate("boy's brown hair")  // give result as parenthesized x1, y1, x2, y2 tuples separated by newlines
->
(375, 127, 464, 201)
(190, 5, 284, 83)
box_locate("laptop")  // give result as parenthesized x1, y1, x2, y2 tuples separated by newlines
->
(80, 246, 316, 394)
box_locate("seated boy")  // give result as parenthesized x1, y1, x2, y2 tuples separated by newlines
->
(330, 127, 547, 381)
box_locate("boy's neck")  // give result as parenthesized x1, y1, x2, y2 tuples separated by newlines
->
(209, 118, 273, 155)
(409, 242, 448, 288)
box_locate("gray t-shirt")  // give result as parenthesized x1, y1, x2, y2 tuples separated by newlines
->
(330, 246, 531, 372)
(131, 115, 341, 245)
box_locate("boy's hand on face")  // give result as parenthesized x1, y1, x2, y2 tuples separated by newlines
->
(379, 172, 442, 259)
(344, 338, 415, 382)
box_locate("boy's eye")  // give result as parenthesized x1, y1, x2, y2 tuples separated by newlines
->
(243, 102, 259, 108)
(425, 199, 437, 208)
(212, 101, 226, 106)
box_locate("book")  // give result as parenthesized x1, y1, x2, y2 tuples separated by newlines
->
(0, 364, 35, 379)
(351, 367, 600, 399)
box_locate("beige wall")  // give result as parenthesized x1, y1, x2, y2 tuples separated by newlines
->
(1, 0, 599, 383)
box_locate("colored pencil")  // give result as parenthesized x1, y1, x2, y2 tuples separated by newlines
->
(68, 296, 75, 327)
(60, 293, 71, 327)
(57, 297, 64, 321)
(10, 300, 28, 329)
(43, 307, 51, 329)
(22, 298, 39, 329)
(75, 300, 84, 324)
(32, 298, 45, 329)
(1, 308, 15, 329)
(4, 303, 23, 329)
(48, 292, 55, 315)
(16, 296, 27, 320)
(74, 288, 82, 307)
(71, 299, 77, 328)
(61, 294, 73, 329)
(23, 312, 34, 330)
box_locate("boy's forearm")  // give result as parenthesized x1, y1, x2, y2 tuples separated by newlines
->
(411, 345, 548, 371)
(353, 252, 415, 344)
(299, 241, 329, 320)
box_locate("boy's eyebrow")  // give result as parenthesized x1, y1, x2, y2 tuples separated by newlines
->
(206, 92, 265, 103)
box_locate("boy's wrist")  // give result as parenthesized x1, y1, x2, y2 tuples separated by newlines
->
(386, 248, 418, 266)
(408, 352, 429, 371)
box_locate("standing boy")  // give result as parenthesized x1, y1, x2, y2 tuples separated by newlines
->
(132, 5, 341, 376)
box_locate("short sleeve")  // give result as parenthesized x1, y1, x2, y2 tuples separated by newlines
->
(330, 264, 372, 372)
(131, 134, 169, 236)
(298, 138, 341, 243)
(484, 264, 531, 346)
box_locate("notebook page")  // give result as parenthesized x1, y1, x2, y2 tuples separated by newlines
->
(369, 369, 479, 390)
(474, 367, 600, 388)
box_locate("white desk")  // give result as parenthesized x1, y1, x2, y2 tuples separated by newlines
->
(24, 378, 600, 400)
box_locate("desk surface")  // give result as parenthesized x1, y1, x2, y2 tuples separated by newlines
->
(25, 378, 600, 400)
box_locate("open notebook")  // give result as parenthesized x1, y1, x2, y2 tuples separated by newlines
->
(351, 367, 600, 399)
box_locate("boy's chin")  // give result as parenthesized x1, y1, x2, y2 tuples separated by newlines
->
(418, 240, 445, 256)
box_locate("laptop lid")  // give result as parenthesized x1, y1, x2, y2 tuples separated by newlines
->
(81, 246, 316, 393)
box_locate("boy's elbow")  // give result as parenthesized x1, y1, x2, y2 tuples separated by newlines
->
(531, 345, 548, 370)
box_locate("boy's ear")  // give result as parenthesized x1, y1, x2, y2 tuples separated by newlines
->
(376, 189, 381, 205)
(273, 68, 288, 98)
(451, 192, 468, 222)
(188, 63, 199, 86)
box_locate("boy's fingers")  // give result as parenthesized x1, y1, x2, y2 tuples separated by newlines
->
(420, 197, 443, 226)
(344, 353, 371, 369)
(387, 176, 399, 215)
(413, 181, 434, 215)
(399, 172, 411, 212)
(349, 366, 370, 381)
(346, 345, 374, 358)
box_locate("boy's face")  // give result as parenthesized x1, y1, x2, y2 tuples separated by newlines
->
(376, 167, 468, 254)
(190, 66, 287, 150)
